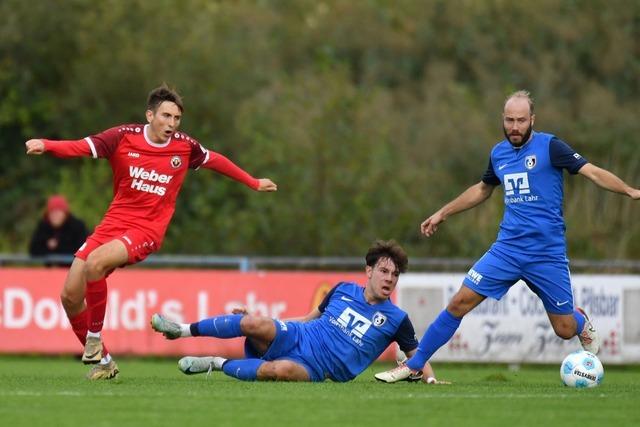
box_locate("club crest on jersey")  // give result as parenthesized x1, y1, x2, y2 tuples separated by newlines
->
(372, 312, 387, 327)
(525, 155, 537, 170)
(170, 156, 182, 169)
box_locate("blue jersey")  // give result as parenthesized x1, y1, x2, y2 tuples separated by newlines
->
(302, 282, 417, 382)
(481, 132, 587, 256)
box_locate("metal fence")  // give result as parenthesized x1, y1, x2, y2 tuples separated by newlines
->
(2, 253, 640, 273)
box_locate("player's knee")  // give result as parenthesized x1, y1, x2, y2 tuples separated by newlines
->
(272, 363, 303, 381)
(257, 362, 301, 381)
(240, 316, 270, 336)
(447, 295, 471, 317)
(273, 364, 294, 380)
(552, 322, 575, 340)
(83, 254, 106, 280)
(257, 362, 278, 380)
(60, 289, 82, 311)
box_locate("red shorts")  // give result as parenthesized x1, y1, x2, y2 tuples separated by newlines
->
(75, 228, 159, 265)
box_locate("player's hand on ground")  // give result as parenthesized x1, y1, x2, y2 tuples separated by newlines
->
(423, 377, 451, 385)
(257, 178, 277, 192)
(25, 139, 45, 155)
(420, 211, 445, 237)
(231, 307, 249, 315)
(629, 188, 640, 200)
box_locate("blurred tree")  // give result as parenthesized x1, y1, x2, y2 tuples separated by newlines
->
(1, 0, 638, 259)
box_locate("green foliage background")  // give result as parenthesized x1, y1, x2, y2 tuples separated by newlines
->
(1, 0, 638, 258)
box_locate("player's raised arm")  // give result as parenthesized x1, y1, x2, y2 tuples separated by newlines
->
(421, 181, 495, 237)
(200, 150, 277, 192)
(578, 163, 640, 200)
(25, 138, 93, 158)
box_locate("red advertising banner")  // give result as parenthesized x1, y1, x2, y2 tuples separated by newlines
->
(0, 268, 394, 360)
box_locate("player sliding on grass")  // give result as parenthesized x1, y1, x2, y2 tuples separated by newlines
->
(375, 90, 640, 383)
(152, 240, 447, 383)
(25, 84, 277, 380)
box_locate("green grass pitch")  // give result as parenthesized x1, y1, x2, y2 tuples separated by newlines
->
(1, 355, 638, 427)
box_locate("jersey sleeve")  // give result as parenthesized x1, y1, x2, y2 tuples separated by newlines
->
(42, 125, 125, 159)
(549, 137, 588, 174)
(86, 126, 125, 158)
(481, 155, 501, 185)
(188, 141, 209, 169)
(393, 315, 419, 353)
(200, 150, 260, 190)
(317, 284, 341, 313)
(42, 139, 92, 158)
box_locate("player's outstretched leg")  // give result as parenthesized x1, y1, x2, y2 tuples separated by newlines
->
(375, 309, 461, 383)
(178, 356, 227, 375)
(150, 313, 245, 340)
(178, 356, 265, 381)
(575, 307, 600, 354)
(151, 313, 187, 340)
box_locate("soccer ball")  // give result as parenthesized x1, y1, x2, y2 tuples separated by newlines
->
(560, 350, 604, 388)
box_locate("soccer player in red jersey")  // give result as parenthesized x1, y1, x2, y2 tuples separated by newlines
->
(25, 85, 277, 380)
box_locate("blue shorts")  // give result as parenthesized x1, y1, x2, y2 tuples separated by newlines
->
(243, 320, 325, 382)
(462, 244, 574, 314)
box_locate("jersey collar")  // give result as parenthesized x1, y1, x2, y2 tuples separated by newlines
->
(143, 124, 172, 148)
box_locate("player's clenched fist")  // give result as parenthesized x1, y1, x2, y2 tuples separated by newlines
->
(25, 139, 45, 155)
(257, 178, 277, 192)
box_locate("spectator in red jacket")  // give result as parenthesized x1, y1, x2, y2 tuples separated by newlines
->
(29, 195, 88, 265)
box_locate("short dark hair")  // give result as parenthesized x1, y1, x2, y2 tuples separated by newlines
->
(365, 239, 408, 274)
(147, 84, 184, 113)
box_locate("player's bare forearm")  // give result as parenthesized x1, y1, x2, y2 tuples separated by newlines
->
(232, 306, 319, 323)
(440, 181, 494, 218)
(283, 308, 321, 323)
(421, 182, 494, 236)
(579, 163, 640, 199)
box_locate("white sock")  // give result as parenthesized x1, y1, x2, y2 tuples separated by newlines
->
(86, 330, 101, 339)
(180, 324, 192, 337)
(100, 354, 112, 365)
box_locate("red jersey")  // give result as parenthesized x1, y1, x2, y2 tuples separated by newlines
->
(43, 124, 259, 247)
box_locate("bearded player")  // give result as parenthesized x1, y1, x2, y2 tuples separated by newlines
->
(25, 85, 277, 380)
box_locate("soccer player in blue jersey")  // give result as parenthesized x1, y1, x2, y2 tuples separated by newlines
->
(375, 90, 640, 383)
(151, 240, 445, 383)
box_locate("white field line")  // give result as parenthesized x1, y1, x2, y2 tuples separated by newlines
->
(0, 390, 607, 399)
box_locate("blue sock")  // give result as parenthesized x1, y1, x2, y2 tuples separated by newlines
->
(573, 310, 586, 335)
(406, 309, 462, 371)
(190, 314, 243, 338)
(222, 359, 265, 381)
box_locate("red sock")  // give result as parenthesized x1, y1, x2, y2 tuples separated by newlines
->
(69, 309, 89, 346)
(86, 278, 108, 333)
(68, 308, 110, 358)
